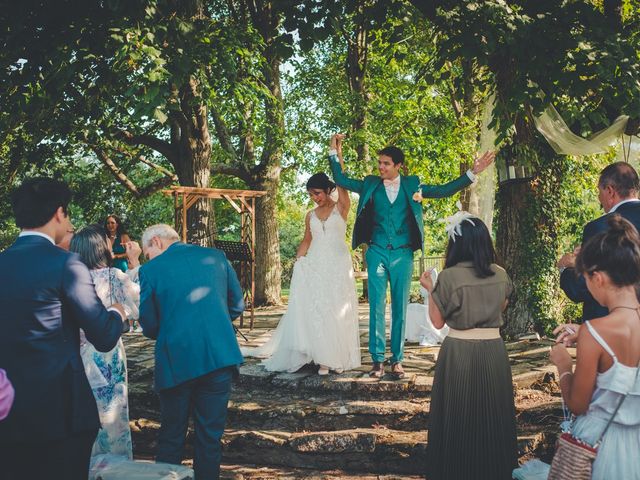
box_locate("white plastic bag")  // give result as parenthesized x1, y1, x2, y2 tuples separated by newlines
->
(90, 454, 194, 480)
(512, 459, 551, 480)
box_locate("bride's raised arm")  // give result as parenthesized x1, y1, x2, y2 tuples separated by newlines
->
(334, 135, 351, 221)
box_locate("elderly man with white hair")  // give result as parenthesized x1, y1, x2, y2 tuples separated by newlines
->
(136, 224, 244, 479)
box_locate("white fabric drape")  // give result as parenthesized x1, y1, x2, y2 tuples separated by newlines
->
(472, 92, 640, 231)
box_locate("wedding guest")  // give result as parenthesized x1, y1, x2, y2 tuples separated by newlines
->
(105, 214, 131, 272)
(70, 225, 140, 460)
(0, 369, 14, 421)
(0, 177, 126, 480)
(139, 224, 244, 479)
(558, 162, 640, 324)
(550, 215, 640, 480)
(420, 213, 517, 480)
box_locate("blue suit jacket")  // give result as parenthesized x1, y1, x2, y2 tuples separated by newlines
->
(560, 201, 640, 320)
(139, 243, 244, 391)
(0, 235, 123, 443)
(329, 153, 472, 250)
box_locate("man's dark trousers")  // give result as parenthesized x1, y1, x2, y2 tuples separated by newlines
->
(156, 367, 234, 479)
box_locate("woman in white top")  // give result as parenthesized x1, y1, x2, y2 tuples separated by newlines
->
(551, 214, 640, 480)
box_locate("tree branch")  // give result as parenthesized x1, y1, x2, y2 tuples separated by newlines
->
(211, 161, 252, 183)
(119, 130, 178, 162)
(89, 144, 177, 198)
(90, 145, 143, 195)
(137, 155, 179, 181)
(210, 104, 237, 158)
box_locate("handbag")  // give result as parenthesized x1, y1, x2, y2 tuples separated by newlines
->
(548, 362, 640, 480)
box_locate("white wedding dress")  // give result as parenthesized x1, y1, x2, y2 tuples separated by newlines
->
(243, 206, 361, 372)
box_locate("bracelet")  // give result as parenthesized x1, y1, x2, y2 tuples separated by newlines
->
(559, 371, 573, 382)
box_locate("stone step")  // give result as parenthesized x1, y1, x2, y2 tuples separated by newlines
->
(237, 363, 433, 400)
(130, 382, 560, 439)
(131, 420, 556, 476)
(220, 464, 424, 479)
(227, 391, 429, 432)
(236, 361, 558, 400)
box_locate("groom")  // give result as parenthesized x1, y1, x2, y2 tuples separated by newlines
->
(329, 134, 494, 379)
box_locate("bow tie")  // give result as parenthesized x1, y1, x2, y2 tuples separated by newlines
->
(383, 177, 400, 188)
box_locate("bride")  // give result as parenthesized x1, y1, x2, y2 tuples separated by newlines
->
(243, 135, 361, 375)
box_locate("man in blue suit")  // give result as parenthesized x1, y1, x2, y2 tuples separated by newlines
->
(0, 178, 126, 480)
(138, 224, 244, 479)
(558, 162, 640, 322)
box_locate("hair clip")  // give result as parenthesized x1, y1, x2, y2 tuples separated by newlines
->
(440, 201, 476, 241)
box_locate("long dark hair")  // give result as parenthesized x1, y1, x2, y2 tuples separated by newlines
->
(444, 216, 497, 278)
(70, 225, 113, 270)
(576, 214, 640, 287)
(104, 214, 127, 237)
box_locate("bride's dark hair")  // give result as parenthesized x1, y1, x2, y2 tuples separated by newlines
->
(306, 172, 336, 193)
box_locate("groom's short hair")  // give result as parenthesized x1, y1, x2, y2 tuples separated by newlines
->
(377, 146, 405, 166)
(11, 177, 72, 228)
(599, 162, 640, 198)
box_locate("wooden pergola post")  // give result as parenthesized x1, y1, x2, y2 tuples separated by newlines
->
(164, 186, 266, 329)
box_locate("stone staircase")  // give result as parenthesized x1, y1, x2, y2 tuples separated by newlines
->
(124, 305, 564, 478)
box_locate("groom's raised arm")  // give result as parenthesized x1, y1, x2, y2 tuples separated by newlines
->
(420, 172, 474, 199)
(420, 151, 495, 198)
(328, 150, 364, 194)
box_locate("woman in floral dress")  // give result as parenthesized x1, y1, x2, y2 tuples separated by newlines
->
(70, 225, 140, 459)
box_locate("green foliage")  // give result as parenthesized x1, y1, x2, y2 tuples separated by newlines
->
(282, 12, 474, 255)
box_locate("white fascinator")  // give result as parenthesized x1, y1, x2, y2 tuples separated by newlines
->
(440, 201, 476, 242)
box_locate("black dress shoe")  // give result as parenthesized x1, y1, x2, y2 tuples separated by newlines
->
(369, 362, 384, 378)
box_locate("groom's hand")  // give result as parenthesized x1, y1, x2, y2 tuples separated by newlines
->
(471, 151, 496, 174)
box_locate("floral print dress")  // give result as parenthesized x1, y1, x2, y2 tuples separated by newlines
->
(80, 267, 140, 459)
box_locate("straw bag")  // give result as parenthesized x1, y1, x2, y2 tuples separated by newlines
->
(548, 363, 639, 480)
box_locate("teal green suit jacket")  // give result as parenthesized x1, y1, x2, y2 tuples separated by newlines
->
(329, 153, 473, 251)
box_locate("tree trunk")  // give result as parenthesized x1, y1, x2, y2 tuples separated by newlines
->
(250, 170, 282, 305)
(251, 8, 285, 305)
(174, 129, 213, 246)
(346, 1, 371, 299)
(496, 138, 565, 338)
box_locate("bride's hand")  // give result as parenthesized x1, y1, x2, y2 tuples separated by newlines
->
(330, 133, 346, 150)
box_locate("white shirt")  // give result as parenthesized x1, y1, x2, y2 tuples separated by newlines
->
(18, 231, 55, 244)
(609, 198, 640, 213)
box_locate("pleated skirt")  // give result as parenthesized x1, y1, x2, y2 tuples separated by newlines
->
(426, 336, 518, 480)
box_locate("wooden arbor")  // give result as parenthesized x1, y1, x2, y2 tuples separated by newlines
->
(163, 186, 267, 328)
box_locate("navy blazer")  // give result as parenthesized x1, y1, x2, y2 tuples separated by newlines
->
(139, 243, 244, 391)
(560, 201, 640, 320)
(0, 235, 123, 443)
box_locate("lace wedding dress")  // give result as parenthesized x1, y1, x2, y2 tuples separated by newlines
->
(243, 206, 361, 372)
